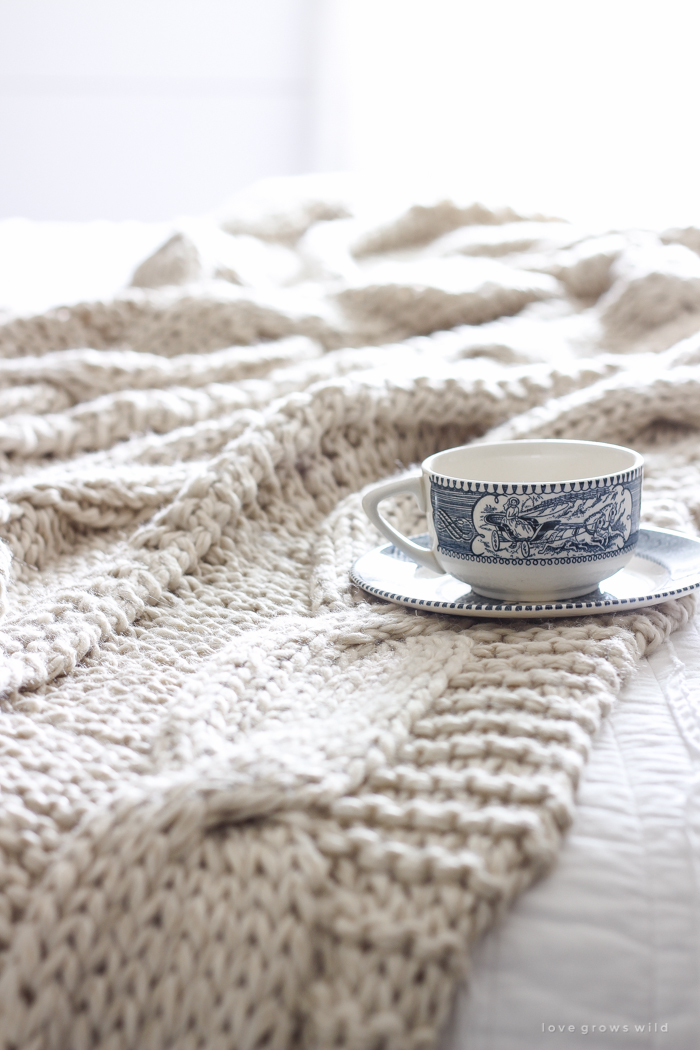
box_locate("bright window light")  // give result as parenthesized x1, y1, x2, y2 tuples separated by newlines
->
(326, 0, 700, 229)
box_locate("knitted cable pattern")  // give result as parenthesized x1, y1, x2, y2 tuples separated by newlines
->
(0, 176, 700, 1049)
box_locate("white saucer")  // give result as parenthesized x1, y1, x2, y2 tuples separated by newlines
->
(350, 526, 700, 618)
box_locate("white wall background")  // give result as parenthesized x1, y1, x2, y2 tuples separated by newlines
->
(0, 0, 316, 221)
(1, 0, 699, 228)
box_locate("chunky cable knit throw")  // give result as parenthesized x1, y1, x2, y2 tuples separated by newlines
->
(1, 176, 700, 1050)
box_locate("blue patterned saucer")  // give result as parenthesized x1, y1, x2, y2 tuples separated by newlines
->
(350, 526, 700, 618)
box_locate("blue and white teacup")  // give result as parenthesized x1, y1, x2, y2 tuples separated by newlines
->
(362, 439, 644, 602)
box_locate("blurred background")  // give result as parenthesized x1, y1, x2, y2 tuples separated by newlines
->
(1, 0, 699, 227)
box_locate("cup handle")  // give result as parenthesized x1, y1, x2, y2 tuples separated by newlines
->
(362, 471, 444, 574)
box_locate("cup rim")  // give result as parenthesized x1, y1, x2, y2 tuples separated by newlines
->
(422, 438, 644, 485)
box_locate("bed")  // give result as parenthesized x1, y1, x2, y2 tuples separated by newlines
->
(0, 177, 698, 1049)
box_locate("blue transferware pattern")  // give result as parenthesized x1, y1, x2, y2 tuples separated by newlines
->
(430, 470, 642, 567)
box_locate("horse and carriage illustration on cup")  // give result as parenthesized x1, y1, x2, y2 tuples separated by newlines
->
(433, 484, 634, 561)
(485, 497, 559, 559)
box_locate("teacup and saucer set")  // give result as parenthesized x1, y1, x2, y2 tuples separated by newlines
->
(351, 439, 700, 618)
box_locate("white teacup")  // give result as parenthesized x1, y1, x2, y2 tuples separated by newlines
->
(362, 439, 644, 602)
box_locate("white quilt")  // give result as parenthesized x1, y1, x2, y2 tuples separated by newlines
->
(442, 615, 700, 1049)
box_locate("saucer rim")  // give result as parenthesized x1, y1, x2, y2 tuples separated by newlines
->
(349, 526, 700, 619)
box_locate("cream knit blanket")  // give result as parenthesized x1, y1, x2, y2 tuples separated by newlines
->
(0, 176, 699, 1050)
